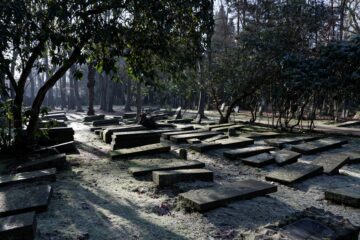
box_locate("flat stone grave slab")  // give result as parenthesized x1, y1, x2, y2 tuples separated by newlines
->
(205, 123, 235, 131)
(170, 131, 221, 143)
(243, 131, 281, 140)
(346, 151, 360, 164)
(211, 125, 244, 132)
(263, 207, 360, 240)
(325, 186, 360, 208)
(265, 162, 323, 184)
(311, 153, 349, 174)
(34, 141, 76, 154)
(265, 136, 320, 148)
(241, 153, 275, 167)
(110, 143, 170, 160)
(179, 179, 277, 212)
(16, 153, 66, 173)
(128, 160, 205, 177)
(175, 125, 194, 131)
(42, 113, 67, 121)
(123, 112, 137, 119)
(272, 149, 301, 166)
(203, 135, 228, 143)
(224, 146, 275, 159)
(340, 165, 360, 178)
(166, 118, 193, 124)
(190, 137, 254, 153)
(0, 212, 36, 240)
(103, 125, 146, 143)
(187, 138, 201, 144)
(90, 127, 103, 132)
(92, 119, 120, 127)
(161, 129, 205, 140)
(83, 114, 105, 122)
(291, 138, 348, 155)
(0, 168, 56, 187)
(0, 185, 52, 217)
(189, 142, 222, 153)
(153, 169, 213, 187)
(39, 127, 74, 144)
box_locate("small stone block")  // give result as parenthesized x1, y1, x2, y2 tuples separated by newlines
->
(0, 212, 36, 240)
(241, 153, 275, 167)
(325, 186, 360, 208)
(152, 169, 213, 187)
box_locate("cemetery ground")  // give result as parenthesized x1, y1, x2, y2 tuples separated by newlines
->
(1, 107, 360, 239)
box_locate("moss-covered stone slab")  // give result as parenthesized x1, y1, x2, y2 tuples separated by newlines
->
(291, 138, 348, 155)
(0, 212, 36, 240)
(83, 114, 105, 122)
(170, 131, 221, 143)
(152, 169, 213, 187)
(241, 153, 275, 167)
(179, 179, 277, 212)
(272, 149, 301, 166)
(110, 143, 170, 160)
(312, 153, 349, 174)
(265, 162, 323, 184)
(92, 119, 120, 127)
(224, 146, 275, 159)
(161, 130, 205, 140)
(0, 185, 52, 217)
(265, 136, 320, 148)
(16, 153, 66, 173)
(128, 160, 205, 177)
(325, 186, 360, 208)
(103, 125, 146, 143)
(0, 168, 56, 187)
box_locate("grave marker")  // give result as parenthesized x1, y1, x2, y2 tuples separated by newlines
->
(110, 143, 170, 160)
(291, 138, 348, 155)
(265, 136, 320, 148)
(16, 153, 66, 173)
(224, 146, 275, 159)
(0, 212, 36, 240)
(272, 149, 301, 166)
(0, 168, 56, 187)
(152, 169, 213, 187)
(325, 186, 360, 208)
(103, 125, 146, 143)
(311, 153, 349, 174)
(241, 153, 275, 167)
(170, 131, 221, 143)
(83, 114, 105, 122)
(92, 119, 120, 127)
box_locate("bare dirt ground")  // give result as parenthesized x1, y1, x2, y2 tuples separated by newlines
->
(35, 112, 360, 240)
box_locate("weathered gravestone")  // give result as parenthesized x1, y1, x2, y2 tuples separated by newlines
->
(224, 146, 275, 159)
(190, 137, 254, 153)
(170, 131, 221, 143)
(241, 153, 275, 167)
(265, 162, 323, 184)
(0, 168, 56, 188)
(0, 212, 36, 240)
(92, 119, 120, 127)
(123, 112, 137, 119)
(16, 153, 66, 173)
(206, 123, 235, 131)
(325, 186, 360, 208)
(203, 135, 228, 143)
(243, 131, 281, 140)
(0, 185, 52, 217)
(128, 160, 205, 177)
(83, 114, 105, 122)
(272, 149, 301, 166)
(161, 129, 205, 140)
(110, 143, 171, 160)
(265, 136, 320, 148)
(153, 169, 213, 187)
(34, 141, 76, 154)
(166, 118, 193, 124)
(38, 127, 74, 145)
(311, 153, 349, 174)
(179, 179, 277, 212)
(211, 125, 243, 132)
(291, 138, 348, 155)
(103, 125, 146, 143)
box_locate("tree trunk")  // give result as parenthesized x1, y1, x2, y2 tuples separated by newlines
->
(74, 77, 83, 112)
(197, 59, 206, 118)
(136, 81, 142, 121)
(124, 77, 132, 111)
(60, 75, 66, 110)
(68, 66, 76, 110)
(106, 75, 115, 112)
(99, 73, 107, 111)
(10, 51, 18, 99)
(87, 63, 95, 115)
(30, 72, 35, 103)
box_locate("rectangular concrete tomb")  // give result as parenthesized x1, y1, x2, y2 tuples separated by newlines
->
(129, 160, 205, 177)
(0, 185, 52, 217)
(16, 153, 66, 173)
(241, 153, 275, 167)
(265, 162, 323, 184)
(291, 138, 348, 155)
(92, 119, 120, 127)
(0, 212, 36, 240)
(110, 144, 170, 160)
(83, 114, 105, 122)
(179, 179, 277, 212)
(0, 168, 56, 187)
(39, 127, 74, 144)
(170, 131, 221, 143)
(153, 169, 213, 187)
(325, 186, 360, 208)
(265, 136, 320, 148)
(103, 125, 146, 143)
(311, 153, 349, 174)
(224, 146, 275, 159)
(272, 149, 301, 166)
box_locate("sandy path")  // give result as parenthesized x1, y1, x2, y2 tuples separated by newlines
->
(35, 114, 360, 240)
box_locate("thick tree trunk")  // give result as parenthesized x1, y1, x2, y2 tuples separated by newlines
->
(106, 76, 115, 112)
(87, 64, 95, 115)
(136, 82, 142, 121)
(30, 73, 35, 103)
(74, 77, 83, 112)
(60, 75, 66, 110)
(10, 51, 18, 99)
(197, 60, 206, 118)
(99, 73, 107, 111)
(68, 66, 76, 110)
(124, 77, 132, 111)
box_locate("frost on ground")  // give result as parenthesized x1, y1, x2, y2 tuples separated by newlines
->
(36, 114, 360, 240)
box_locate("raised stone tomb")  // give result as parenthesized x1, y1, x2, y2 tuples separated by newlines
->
(241, 153, 275, 167)
(103, 125, 146, 143)
(161, 129, 205, 140)
(223, 146, 275, 159)
(0, 168, 56, 187)
(152, 169, 213, 187)
(265, 162, 323, 184)
(83, 114, 105, 122)
(325, 186, 360, 207)
(38, 127, 74, 145)
(272, 149, 301, 166)
(0, 212, 37, 240)
(190, 137, 254, 153)
(92, 119, 120, 127)
(16, 153, 66, 173)
(170, 131, 221, 143)
(311, 153, 349, 174)
(110, 143, 171, 160)
(291, 138, 348, 155)
(179, 179, 277, 212)
(0, 185, 52, 217)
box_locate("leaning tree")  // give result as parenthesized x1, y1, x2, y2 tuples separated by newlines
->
(0, 0, 213, 149)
